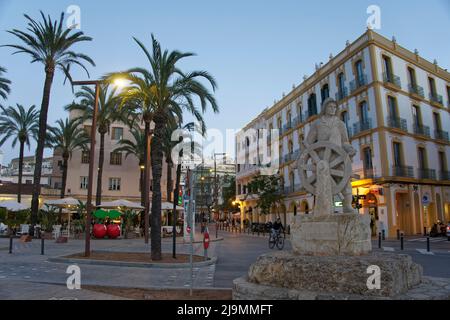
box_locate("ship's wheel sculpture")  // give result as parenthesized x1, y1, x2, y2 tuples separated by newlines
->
(298, 141, 352, 198)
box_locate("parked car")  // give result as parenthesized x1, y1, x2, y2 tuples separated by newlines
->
(446, 223, 450, 241)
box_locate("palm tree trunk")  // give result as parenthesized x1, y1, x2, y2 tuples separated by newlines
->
(31, 68, 55, 230)
(140, 166, 145, 207)
(96, 132, 105, 206)
(17, 141, 25, 203)
(61, 156, 68, 199)
(172, 162, 182, 258)
(151, 117, 164, 261)
(144, 121, 151, 244)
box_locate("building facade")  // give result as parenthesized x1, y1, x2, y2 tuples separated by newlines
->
(236, 30, 450, 237)
(65, 110, 175, 203)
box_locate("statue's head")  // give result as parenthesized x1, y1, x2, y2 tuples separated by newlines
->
(320, 98, 338, 116)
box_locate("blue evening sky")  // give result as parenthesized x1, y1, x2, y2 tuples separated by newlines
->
(0, 0, 449, 164)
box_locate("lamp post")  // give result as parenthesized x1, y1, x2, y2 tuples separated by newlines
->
(72, 79, 124, 257)
(213, 153, 226, 222)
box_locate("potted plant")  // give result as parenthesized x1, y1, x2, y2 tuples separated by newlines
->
(38, 206, 57, 239)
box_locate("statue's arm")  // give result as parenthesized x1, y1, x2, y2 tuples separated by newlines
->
(339, 122, 356, 157)
(306, 121, 317, 146)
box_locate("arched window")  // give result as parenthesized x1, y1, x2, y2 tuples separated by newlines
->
(297, 103, 303, 122)
(289, 171, 295, 193)
(288, 140, 294, 154)
(337, 72, 346, 99)
(355, 60, 364, 86)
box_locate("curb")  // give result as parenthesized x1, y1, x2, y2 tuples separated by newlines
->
(48, 253, 217, 269)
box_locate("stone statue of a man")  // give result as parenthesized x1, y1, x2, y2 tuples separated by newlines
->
(305, 98, 356, 213)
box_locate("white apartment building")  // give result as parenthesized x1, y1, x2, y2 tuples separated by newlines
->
(65, 111, 175, 203)
(236, 30, 450, 237)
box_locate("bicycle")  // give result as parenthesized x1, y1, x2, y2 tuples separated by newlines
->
(268, 229, 285, 250)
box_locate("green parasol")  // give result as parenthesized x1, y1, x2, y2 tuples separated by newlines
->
(108, 210, 122, 219)
(93, 209, 109, 219)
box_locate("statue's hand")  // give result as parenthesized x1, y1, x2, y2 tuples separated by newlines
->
(343, 144, 356, 157)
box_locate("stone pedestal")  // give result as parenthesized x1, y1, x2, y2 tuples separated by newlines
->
(290, 213, 371, 256)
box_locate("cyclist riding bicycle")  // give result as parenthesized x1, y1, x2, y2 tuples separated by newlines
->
(271, 218, 284, 237)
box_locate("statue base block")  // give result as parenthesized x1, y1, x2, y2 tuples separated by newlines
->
(291, 213, 372, 256)
(231, 252, 450, 300)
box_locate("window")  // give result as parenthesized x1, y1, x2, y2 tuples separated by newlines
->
(296, 103, 303, 122)
(109, 178, 121, 191)
(288, 140, 294, 154)
(438, 152, 447, 172)
(388, 96, 398, 118)
(363, 147, 373, 170)
(112, 127, 123, 141)
(383, 56, 393, 80)
(287, 111, 292, 127)
(110, 152, 122, 165)
(80, 177, 88, 190)
(433, 112, 442, 131)
(277, 118, 282, 129)
(428, 77, 437, 97)
(447, 86, 450, 106)
(355, 60, 364, 85)
(26, 180, 32, 185)
(321, 84, 329, 103)
(337, 73, 345, 98)
(418, 147, 426, 170)
(289, 172, 295, 192)
(393, 142, 402, 167)
(238, 184, 242, 195)
(408, 67, 417, 88)
(81, 151, 90, 164)
(57, 160, 63, 167)
(359, 101, 369, 124)
(341, 111, 349, 132)
(412, 105, 421, 126)
(308, 93, 317, 117)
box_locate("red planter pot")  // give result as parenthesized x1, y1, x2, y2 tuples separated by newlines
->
(107, 224, 121, 239)
(93, 224, 107, 239)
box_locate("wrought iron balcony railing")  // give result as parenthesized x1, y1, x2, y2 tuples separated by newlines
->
(335, 87, 348, 101)
(408, 83, 424, 98)
(429, 93, 443, 105)
(435, 130, 449, 142)
(418, 168, 436, 180)
(440, 171, 450, 181)
(391, 166, 414, 178)
(383, 72, 402, 88)
(413, 124, 430, 137)
(349, 74, 368, 93)
(353, 119, 373, 135)
(387, 117, 408, 132)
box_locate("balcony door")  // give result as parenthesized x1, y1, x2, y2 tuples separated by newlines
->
(360, 101, 369, 124)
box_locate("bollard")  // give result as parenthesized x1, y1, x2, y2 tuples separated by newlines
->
(396, 229, 400, 240)
(378, 232, 382, 249)
(41, 238, 45, 255)
(382, 230, 385, 241)
(427, 236, 430, 252)
(423, 227, 427, 237)
(9, 235, 13, 254)
(400, 233, 404, 250)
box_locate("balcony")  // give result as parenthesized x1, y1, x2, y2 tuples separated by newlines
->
(435, 130, 449, 142)
(353, 119, 373, 135)
(282, 122, 293, 134)
(349, 74, 368, 94)
(363, 168, 375, 179)
(391, 166, 414, 178)
(440, 171, 450, 181)
(383, 72, 402, 89)
(282, 150, 300, 164)
(429, 93, 443, 106)
(418, 168, 436, 180)
(335, 87, 349, 101)
(413, 124, 431, 137)
(408, 83, 424, 98)
(387, 117, 408, 132)
(284, 184, 303, 195)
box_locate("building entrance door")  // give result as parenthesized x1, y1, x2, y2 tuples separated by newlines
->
(396, 193, 414, 235)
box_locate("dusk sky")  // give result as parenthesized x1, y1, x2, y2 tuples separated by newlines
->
(0, 0, 449, 164)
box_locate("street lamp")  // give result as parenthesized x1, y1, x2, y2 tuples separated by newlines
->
(72, 78, 125, 257)
(213, 153, 226, 222)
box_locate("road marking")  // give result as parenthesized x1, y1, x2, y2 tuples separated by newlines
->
(416, 249, 434, 255)
(407, 238, 447, 243)
(383, 247, 395, 252)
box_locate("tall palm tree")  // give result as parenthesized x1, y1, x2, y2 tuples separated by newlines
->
(66, 84, 131, 205)
(113, 125, 146, 206)
(111, 35, 219, 260)
(47, 118, 90, 199)
(3, 11, 95, 226)
(0, 66, 11, 100)
(0, 104, 39, 202)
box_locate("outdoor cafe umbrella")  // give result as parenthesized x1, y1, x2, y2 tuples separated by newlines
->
(98, 199, 144, 210)
(0, 201, 30, 212)
(93, 209, 121, 220)
(43, 198, 88, 238)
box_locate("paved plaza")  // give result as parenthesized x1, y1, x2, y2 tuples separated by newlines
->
(0, 226, 449, 299)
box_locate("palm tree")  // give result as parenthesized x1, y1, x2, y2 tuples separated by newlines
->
(47, 118, 90, 199)
(111, 35, 219, 260)
(0, 66, 11, 100)
(113, 125, 146, 206)
(0, 104, 39, 202)
(66, 84, 131, 205)
(3, 11, 95, 226)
